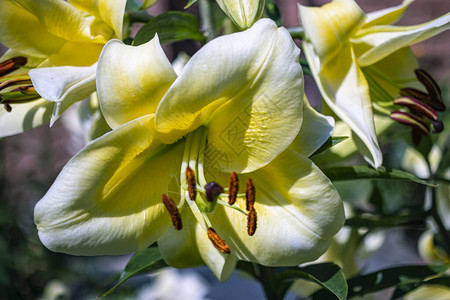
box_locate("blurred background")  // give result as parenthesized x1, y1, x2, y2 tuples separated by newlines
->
(0, 0, 449, 299)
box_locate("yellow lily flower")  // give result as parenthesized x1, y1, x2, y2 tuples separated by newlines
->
(34, 19, 344, 280)
(298, 0, 450, 168)
(216, 0, 265, 29)
(0, 0, 126, 137)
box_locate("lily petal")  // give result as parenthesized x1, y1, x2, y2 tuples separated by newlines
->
(354, 12, 450, 66)
(289, 96, 335, 158)
(68, 0, 127, 39)
(156, 19, 303, 173)
(0, 99, 53, 138)
(0, 0, 65, 58)
(97, 37, 177, 129)
(303, 42, 382, 167)
(363, 0, 414, 28)
(298, 0, 366, 67)
(34, 114, 184, 255)
(158, 212, 237, 281)
(209, 149, 344, 266)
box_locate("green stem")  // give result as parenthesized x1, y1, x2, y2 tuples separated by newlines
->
(198, 0, 215, 42)
(429, 186, 450, 255)
(288, 26, 305, 40)
(126, 11, 153, 23)
(255, 264, 285, 300)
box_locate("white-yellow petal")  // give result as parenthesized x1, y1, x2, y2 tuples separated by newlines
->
(97, 37, 177, 129)
(34, 114, 183, 255)
(363, 0, 414, 28)
(289, 96, 335, 158)
(303, 42, 382, 168)
(298, 0, 366, 67)
(208, 149, 344, 266)
(0, 99, 54, 138)
(156, 19, 304, 173)
(354, 12, 450, 66)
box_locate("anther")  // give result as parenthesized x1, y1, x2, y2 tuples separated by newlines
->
(415, 69, 442, 101)
(245, 178, 255, 211)
(228, 172, 239, 205)
(432, 120, 444, 133)
(4, 103, 12, 112)
(247, 207, 257, 236)
(185, 166, 197, 200)
(162, 194, 182, 230)
(205, 182, 224, 202)
(0, 57, 27, 77)
(394, 97, 438, 121)
(207, 227, 231, 254)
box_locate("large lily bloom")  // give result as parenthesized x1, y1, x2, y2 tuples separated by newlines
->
(0, 0, 126, 137)
(34, 19, 344, 280)
(298, 0, 450, 168)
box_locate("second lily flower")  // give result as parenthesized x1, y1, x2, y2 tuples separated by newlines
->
(34, 19, 344, 280)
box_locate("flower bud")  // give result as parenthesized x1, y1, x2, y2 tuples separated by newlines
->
(216, 0, 265, 29)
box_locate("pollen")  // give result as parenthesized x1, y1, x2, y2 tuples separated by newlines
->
(185, 166, 197, 200)
(245, 178, 255, 211)
(228, 172, 239, 205)
(247, 207, 257, 236)
(162, 194, 182, 230)
(207, 227, 231, 254)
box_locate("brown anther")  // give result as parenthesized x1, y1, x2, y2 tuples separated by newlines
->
(0, 57, 27, 77)
(0, 77, 32, 91)
(245, 178, 255, 211)
(228, 172, 239, 205)
(207, 227, 231, 254)
(247, 207, 257, 236)
(19, 85, 36, 95)
(185, 166, 197, 200)
(162, 194, 182, 230)
(415, 69, 442, 101)
(4, 103, 12, 112)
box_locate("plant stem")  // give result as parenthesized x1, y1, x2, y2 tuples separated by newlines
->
(254, 264, 286, 300)
(428, 186, 450, 255)
(198, 0, 215, 42)
(288, 26, 305, 40)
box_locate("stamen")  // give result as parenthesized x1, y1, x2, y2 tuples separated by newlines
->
(247, 207, 257, 236)
(207, 227, 231, 254)
(394, 97, 438, 121)
(0, 76, 32, 91)
(228, 172, 239, 205)
(415, 69, 442, 101)
(400, 87, 445, 112)
(205, 182, 224, 202)
(162, 194, 182, 230)
(245, 178, 255, 211)
(0, 57, 27, 77)
(432, 120, 444, 133)
(185, 166, 197, 201)
(390, 111, 430, 136)
(4, 103, 11, 112)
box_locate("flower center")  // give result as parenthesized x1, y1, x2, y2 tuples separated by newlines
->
(161, 126, 258, 254)
(0, 57, 40, 112)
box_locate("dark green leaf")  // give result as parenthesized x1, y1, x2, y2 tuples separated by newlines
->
(99, 247, 167, 297)
(185, 0, 199, 9)
(310, 136, 348, 158)
(322, 166, 434, 186)
(126, 0, 142, 11)
(276, 263, 347, 300)
(345, 213, 427, 229)
(347, 265, 449, 298)
(265, 0, 281, 26)
(133, 12, 205, 46)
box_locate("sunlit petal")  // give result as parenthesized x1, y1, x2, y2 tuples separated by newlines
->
(97, 37, 177, 129)
(354, 12, 450, 66)
(156, 19, 303, 173)
(363, 0, 414, 28)
(34, 115, 184, 255)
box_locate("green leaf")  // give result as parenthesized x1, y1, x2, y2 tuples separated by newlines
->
(185, 0, 199, 9)
(310, 136, 348, 158)
(99, 247, 167, 297)
(347, 265, 449, 298)
(322, 166, 435, 186)
(265, 0, 281, 26)
(276, 263, 348, 300)
(133, 12, 205, 46)
(345, 213, 427, 229)
(391, 276, 450, 299)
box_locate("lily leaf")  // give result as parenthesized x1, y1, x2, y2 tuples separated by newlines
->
(322, 166, 434, 186)
(310, 136, 349, 158)
(346, 265, 450, 298)
(391, 276, 450, 299)
(99, 247, 167, 297)
(277, 263, 348, 300)
(133, 12, 205, 46)
(184, 0, 199, 9)
(345, 213, 427, 229)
